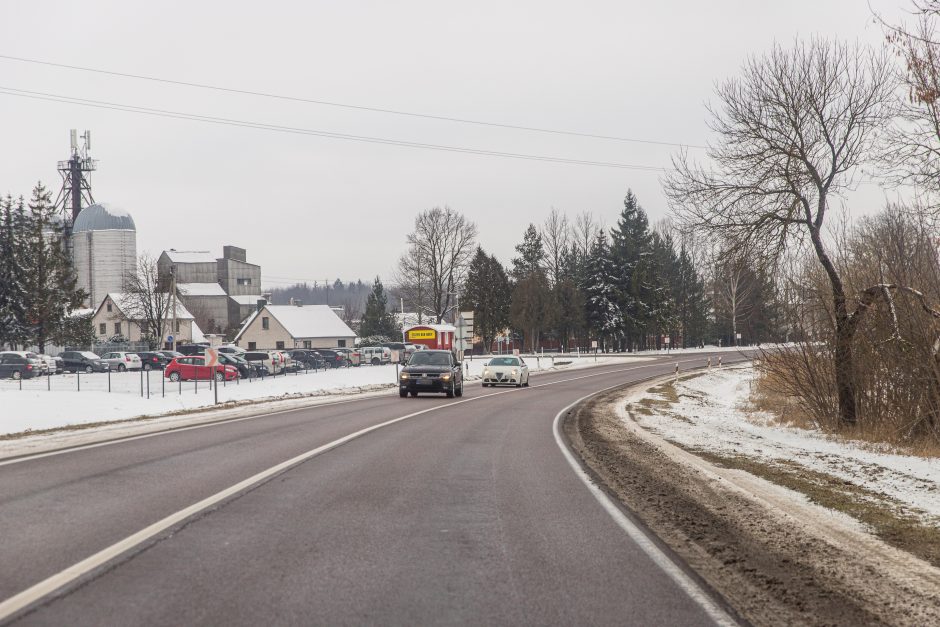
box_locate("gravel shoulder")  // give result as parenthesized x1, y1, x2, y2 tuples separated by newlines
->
(563, 376, 940, 627)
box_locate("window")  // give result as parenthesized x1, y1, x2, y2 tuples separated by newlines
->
(237, 278, 252, 286)
(303, 341, 311, 349)
(262, 317, 269, 330)
(99, 323, 106, 335)
(175, 321, 181, 332)
(114, 322, 121, 335)
(106, 302, 112, 313)
(275, 341, 285, 350)
(248, 342, 257, 350)
(337, 339, 346, 347)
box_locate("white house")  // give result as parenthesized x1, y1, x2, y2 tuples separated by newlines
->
(234, 303, 357, 350)
(92, 293, 203, 346)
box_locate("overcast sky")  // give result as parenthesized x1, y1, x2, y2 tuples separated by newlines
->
(0, 0, 910, 290)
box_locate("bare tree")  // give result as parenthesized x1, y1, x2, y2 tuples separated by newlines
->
(664, 38, 895, 426)
(878, 1, 940, 201)
(396, 206, 477, 324)
(572, 210, 599, 259)
(121, 253, 174, 349)
(541, 208, 570, 286)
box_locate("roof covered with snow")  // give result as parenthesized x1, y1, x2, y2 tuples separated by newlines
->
(235, 305, 355, 341)
(100, 293, 195, 320)
(178, 282, 227, 297)
(229, 294, 265, 306)
(73, 203, 136, 233)
(162, 250, 217, 264)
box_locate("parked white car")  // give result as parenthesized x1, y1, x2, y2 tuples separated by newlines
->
(360, 346, 392, 365)
(482, 356, 530, 388)
(37, 354, 57, 374)
(99, 351, 143, 372)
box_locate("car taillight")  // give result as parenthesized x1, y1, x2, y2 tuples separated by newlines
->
(153, 357, 158, 362)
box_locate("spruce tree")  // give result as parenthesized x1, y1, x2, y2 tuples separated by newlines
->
(511, 224, 545, 280)
(359, 277, 399, 339)
(583, 232, 622, 349)
(20, 182, 85, 353)
(0, 195, 28, 348)
(610, 190, 655, 349)
(463, 247, 511, 351)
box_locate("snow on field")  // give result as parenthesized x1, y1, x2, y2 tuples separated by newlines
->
(0, 354, 646, 437)
(626, 367, 940, 524)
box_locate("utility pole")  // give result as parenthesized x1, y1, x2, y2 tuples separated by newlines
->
(170, 265, 178, 351)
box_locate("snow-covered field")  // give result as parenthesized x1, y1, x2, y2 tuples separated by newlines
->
(626, 367, 940, 525)
(0, 354, 646, 437)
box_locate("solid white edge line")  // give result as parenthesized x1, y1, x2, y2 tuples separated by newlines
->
(0, 355, 748, 620)
(552, 387, 739, 627)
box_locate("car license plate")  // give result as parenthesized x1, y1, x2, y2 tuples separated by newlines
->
(417, 378, 432, 385)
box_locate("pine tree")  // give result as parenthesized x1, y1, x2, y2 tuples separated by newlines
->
(510, 270, 552, 351)
(20, 182, 85, 353)
(463, 247, 511, 351)
(359, 277, 399, 339)
(511, 224, 545, 280)
(583, 232, 623, 348)
(0, 195, 28, 349)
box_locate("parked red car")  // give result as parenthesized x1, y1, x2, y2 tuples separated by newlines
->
(164, 356, 239, 382)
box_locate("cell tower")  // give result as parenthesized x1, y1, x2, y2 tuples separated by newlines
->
(56, 129, 96, 237)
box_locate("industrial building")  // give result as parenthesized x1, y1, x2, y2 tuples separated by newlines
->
(158, 246, 263, 331)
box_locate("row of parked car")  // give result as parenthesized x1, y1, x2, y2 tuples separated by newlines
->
(0, 342, 429, 381)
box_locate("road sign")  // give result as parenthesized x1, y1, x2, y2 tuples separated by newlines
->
(205, 348, 219, 367)
(591, 340, 598, 349)
(664, 336, 671, 344)
(167, 335, 174, 342)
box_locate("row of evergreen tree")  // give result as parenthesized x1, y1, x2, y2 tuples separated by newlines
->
(0, 182, 91, 352)
(464, 191, 715, 352)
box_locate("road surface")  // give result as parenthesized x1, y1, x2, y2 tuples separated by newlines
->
(0, 352, 752, 625)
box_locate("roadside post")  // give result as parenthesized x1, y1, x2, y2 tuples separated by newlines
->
(47, 371, 50, 391)
(592, 340, 598, 362)
(206, 348, 220, 405)
(77, 369, 80, 392)
(107, 369, 110, 393)
(707, 357, 711, 370)
(140, 368, 144, 398)
(675, 362, 679, 382)
(146, 369, 150, 399)
(162, 372, 165, 398)
(718, 356, 722, 368)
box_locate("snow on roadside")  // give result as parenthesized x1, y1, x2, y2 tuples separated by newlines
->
(0, 354, 647, 437)
(626, 367, 940, 525)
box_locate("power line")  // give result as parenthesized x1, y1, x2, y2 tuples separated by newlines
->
(0, 53, 707, 150)
(0, 86, 670, 171)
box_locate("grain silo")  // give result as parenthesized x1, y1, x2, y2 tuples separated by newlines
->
(72, 203, 137, 308)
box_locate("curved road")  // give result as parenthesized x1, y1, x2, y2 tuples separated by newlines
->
(0, 353, 751, 625)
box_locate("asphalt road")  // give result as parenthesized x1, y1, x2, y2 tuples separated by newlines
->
(0, 352, 753, 626)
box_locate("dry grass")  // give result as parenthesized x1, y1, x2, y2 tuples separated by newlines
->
(753, 365, 940, 458)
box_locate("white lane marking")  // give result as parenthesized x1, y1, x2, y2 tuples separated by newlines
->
(0, 356, 748, 620)
(1, 355, 710, 467)
(552, 390, 739, 627)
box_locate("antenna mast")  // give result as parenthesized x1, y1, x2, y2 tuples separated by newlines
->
(55, 129, 97, 240)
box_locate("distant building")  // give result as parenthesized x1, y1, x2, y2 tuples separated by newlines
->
(72, 203, 137, 308)
(158, 246, 262, 330)
(91, 293, 202, 346)
(233, 303, 356, 351)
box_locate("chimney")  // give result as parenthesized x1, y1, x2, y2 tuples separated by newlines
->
(256, 299, 267, 312)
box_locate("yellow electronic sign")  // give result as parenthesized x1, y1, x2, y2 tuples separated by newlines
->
(407, 329, 437, 340)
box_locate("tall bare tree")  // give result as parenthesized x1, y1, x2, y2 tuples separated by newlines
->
(121, 253, 174, 349)
(665, 39, 895, 426)
(572, 210, 599, 259)
(396, 206, 477, 324)
(541, 208, 570, 286)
